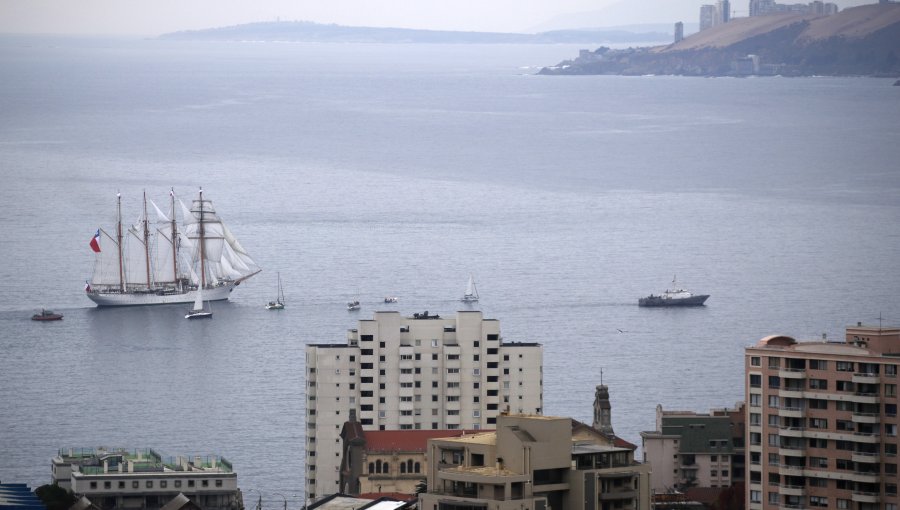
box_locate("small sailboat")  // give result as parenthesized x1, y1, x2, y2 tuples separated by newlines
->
(461, 274, 479, 303)
(185, 287, 212, 319)
(266, 272, 285, 310)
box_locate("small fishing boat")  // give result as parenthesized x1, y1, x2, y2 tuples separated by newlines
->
(32, 309, 63, 321)
(384, 296, 398, 303)
(266, 272, 285, 310)
(347, 300, 360, 311)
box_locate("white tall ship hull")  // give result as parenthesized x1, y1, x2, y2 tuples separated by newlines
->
(86, 283, 235, 307)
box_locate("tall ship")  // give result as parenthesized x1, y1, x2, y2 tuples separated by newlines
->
(85, 188, 260, 307)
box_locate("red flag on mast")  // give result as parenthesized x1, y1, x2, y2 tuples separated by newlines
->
(89, 230, 101, 253)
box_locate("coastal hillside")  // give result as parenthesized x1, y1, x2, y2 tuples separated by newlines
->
(541, 4, 900, 76)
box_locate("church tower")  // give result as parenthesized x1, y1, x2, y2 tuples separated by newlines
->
(592, 384, 615, 436)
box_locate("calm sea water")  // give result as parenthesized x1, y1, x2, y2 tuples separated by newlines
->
(1, 36, 899, 505)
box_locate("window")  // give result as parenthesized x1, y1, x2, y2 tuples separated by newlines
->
(431, 339, 438, 347)
(133, 481, 140, 489)
(887, 384, 897, 397)
(810, 457, 828, 468)
(750, 394, 761, 407)
(473, 410, 480, 417)
(768, 492, 779, 504)
(215, 480, 222, 487)
(750, 432, 761, 445)
(118, 481, 125, 489)
(768, 395, 779, 408)
(188, 480, 195, 488)
(810, 496, 828, 507)
(750, 413, 761, 426)
(104, 481, 111, 489)
(836, 380, 853, 392)
(768, 375, 780, 388)
(808, 398, 828, 409)
(836, 500, 849, 509)
(750, 374, 761, 387)
(836, 361, 854, 372)
(750, 490, 761, 503)
(161, 481, 168, 488)
(768, 357, 781, 368)
(809, 379, 827, 390)
(887, 365, 898, 377)
(175, 480, 182, 488)
(809, 418, 827, 429)
(809, 359, 826, 370)
(750, 356, 761, 366)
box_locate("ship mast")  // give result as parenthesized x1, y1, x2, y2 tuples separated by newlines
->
(198, 187, 206, 289)
(170, 188, 178, 287)
(143, 190, 151, 288)
(116, 192, 125, 293)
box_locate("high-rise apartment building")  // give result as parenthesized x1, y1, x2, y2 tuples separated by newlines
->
(304, 311, 543, 503)
(700, 4, 717, 30)
(745, 324, 900, 510)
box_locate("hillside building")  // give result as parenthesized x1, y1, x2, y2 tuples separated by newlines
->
(745, 323, 900, 510)
(51, 447, 238, 510)
(305, 311, 543, 503)
(418, 413, 650, 510)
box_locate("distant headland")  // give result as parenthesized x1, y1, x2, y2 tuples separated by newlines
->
(539, 4, 900, 77)
(158, 21, 670, 45)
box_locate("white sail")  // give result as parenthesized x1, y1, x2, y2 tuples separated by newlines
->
(124, 215, 150, 286)
(192, 287, 204, 312)
(91, 228, 122, 287)
(466, 274, 477, 297)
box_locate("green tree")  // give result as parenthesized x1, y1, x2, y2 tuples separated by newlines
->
(35, 484, 76, 510)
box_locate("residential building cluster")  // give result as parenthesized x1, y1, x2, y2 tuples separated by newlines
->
(695, 0, 839, 33)
(22, 313, 900, 510)
(749, 0, 839, 16)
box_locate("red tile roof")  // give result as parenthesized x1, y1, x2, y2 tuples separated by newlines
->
(363, 429, 486, 453)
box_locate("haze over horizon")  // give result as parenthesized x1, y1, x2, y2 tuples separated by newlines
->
(0, 0, 878, 36)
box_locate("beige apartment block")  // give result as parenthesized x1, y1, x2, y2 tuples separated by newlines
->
(419, 413, 650, 510)
(305, 311, 543, 503)
(745, 324, 900, 510)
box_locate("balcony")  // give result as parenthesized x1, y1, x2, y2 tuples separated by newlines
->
(852, 372, 880, 384)
(851, 412, 880, 424)
(850, 392, 880, 404)
(779, 484, 806, 497)
(779, 388, 804, 399)
(779, 368, 807, 379)
(599, 490, 637, 501)
(778, 407, 805, 418)
(851, 491, 881, 503)
(852, 452, 880, 464)
(778, 447, 806, 457)
(779, 427, 805, 438)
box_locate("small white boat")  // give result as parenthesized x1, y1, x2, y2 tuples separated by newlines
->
(347, 300, 360, 311)
(185, 288, 212, 319)
(461, 274, 479, 303)
(266, 272, 285, 310)
(384, 296, 398, 303)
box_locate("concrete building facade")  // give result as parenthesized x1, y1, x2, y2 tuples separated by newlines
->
(51, 447, 238, 510)
(305, 311, 543, 502)
(419, 413, 650, 510)
(745, 324, 900, 510)
(641, 403, 746, 494)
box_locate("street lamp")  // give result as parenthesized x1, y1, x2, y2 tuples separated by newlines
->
(243, 489, 262, 510)
(272, 492, 288, 510)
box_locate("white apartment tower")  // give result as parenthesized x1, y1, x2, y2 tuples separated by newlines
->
(304, 310, 543, 502)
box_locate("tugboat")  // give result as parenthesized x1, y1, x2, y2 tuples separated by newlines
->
(31, 308, 63, 321)
(639, 276, 709, 307)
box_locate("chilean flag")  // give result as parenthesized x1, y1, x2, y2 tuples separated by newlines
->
(89, 230, 101, 253)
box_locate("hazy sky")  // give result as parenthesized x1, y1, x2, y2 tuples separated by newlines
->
(0, 0, 878, 36)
